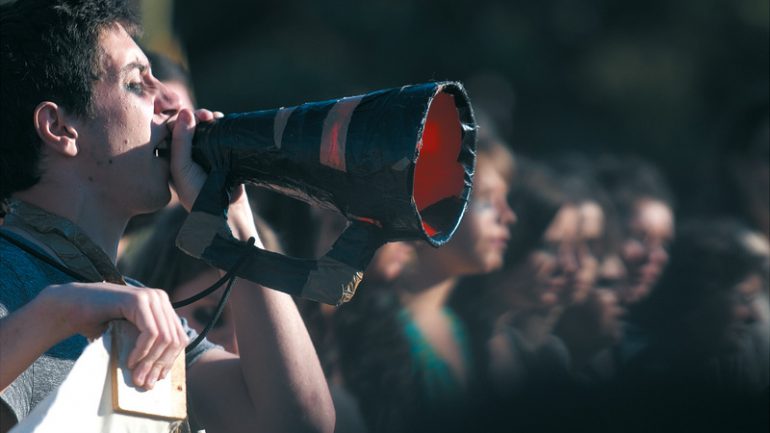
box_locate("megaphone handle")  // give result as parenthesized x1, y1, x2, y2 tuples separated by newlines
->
(177, 170, 384, 305)
(300, 220, 385, 304)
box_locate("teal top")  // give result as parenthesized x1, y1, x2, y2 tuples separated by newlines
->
(397, 307, 474, 408)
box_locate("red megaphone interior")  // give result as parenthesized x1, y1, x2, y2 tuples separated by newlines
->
(413, 91, 466, 238)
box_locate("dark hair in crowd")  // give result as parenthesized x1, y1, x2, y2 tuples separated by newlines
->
(550, 152, 624, 264)
(630, 219, 769, 334)
(593, 155, 675, 224)
(0, 0, 140, 201)
(450, 156, 566, 395)
(453, 156, 565, 334)
(504, 156, 566, 267)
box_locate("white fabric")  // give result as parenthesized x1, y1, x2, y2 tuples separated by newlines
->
(10, 325, 181, 433)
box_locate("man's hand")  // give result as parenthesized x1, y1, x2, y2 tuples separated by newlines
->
(168, 108, 224, 212)
(167, 108, 262, 245)
(38, 282, 187, 389)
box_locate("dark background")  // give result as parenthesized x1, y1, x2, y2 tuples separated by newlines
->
(171, 0, 768, 221)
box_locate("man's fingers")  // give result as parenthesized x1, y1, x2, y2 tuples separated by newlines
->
(51, 283, 186, 389)
(193, 108, 216, 122)
(126, 294, 158, 370)
(169, 108, 206, 211)
(131, 291, 181, 388)
(159, 293, 188, 379)
(122, 289, 185, 389)
(170, 108, 196, 168)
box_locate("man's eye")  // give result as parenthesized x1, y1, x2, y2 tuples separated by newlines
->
(126, 82, 144, 94)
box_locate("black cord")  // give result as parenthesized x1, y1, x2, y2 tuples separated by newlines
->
(171, 271, 233, 308)
(184, 236, 255, 353)
(185, 272, 238, 353)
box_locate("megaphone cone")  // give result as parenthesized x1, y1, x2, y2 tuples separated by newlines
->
(176, 81, 476, 305)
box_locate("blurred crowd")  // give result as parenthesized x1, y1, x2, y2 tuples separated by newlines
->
(1, 0, 766, 430)
(0, 47, 759, 431)
(110, 52, 770, 433)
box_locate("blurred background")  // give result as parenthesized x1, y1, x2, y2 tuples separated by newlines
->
(137, 0, 768, 224)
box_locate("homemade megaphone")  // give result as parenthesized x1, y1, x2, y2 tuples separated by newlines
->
(175, 81, 476, 305)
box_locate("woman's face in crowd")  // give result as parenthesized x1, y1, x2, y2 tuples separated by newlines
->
(513, 204, 582, 308)
(173, 269, 239, 354)
(619, 198, 674, 304)
(438, 161, 516, 276)
(574, 201, 604, 303)
(692, 273, 764, 354)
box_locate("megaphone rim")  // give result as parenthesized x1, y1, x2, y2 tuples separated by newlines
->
(411, 81, 477, 247)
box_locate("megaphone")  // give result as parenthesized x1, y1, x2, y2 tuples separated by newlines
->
(174, 81, 476, 305)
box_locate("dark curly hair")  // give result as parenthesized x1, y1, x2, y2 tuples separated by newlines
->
(0, 0, 140, 200)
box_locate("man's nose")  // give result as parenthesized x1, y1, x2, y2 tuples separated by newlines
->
(154, 79, 181, 117)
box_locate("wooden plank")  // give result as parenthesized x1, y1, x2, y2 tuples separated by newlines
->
(110, 320, 187, 421)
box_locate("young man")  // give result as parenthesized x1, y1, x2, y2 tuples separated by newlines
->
(0, 1, 335, 432)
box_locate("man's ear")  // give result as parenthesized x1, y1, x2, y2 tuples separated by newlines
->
(33, 101, 79, 157)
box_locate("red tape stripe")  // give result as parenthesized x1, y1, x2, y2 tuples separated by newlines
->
(319, 96, 363, 172)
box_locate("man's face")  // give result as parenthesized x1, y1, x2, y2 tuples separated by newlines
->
(73, 23, 180, 216)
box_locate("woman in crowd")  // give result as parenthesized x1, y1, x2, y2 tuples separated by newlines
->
(335, 134, 516, 433)
(470, 158, 579, 395)
(609, 219, 769, 432)
(594, 156, 676, 306)
(548, 156, 626, 381)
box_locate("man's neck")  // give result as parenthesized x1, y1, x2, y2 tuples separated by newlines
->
(12, 189, 129, 263)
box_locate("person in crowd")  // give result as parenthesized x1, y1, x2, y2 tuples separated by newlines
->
(0, 1, 334, 432)
(709, 88, 770, 241)
(449, 156, 591, 433)
(470, 158, 578, 395)
(334, 134, 516, 433)
(548, 155, 626, 380)
(612, 219, 769, 432)
(594, 155, 676, 306)
(299, 241, 418, 433)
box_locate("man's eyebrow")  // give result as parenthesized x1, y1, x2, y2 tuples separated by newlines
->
(120, 61, 148, 76)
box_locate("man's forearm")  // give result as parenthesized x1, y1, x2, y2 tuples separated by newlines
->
(207, 194, 335, 432)
(0, 294, 70, 393)
(229, 281, 335, 433)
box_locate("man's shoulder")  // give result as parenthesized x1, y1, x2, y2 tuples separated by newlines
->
(0, 233, 74, 313)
